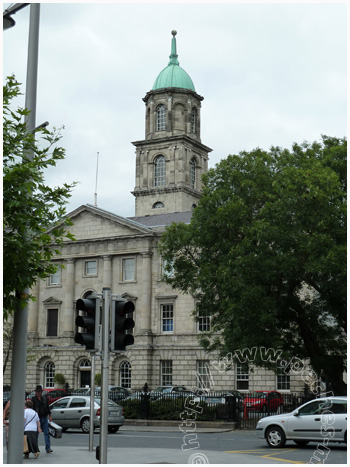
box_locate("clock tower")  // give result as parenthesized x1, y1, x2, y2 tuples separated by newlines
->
(132, 31, 212, 217)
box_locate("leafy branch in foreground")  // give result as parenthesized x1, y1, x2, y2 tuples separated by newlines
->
(3, 75, 77, 319)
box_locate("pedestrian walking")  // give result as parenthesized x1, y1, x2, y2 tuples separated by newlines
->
(3, 399, 10, 449)
(31, 385, 53, 453)
(24, 400, 41, 459)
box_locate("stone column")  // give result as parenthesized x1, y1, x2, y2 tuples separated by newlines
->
(140, 251, 152, 333)
(63, 258, 75, 336)
(103, 255, 112, 289)
(187, 99, 192, 134)
(28, 280, 40, 338)
(149, 100, 154, 135)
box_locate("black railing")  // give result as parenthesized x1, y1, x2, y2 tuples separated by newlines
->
(65, 390, 317, 427)
(239, 393, 316, 428)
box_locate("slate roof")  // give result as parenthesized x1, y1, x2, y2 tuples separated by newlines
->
(128, 211, 193, 228)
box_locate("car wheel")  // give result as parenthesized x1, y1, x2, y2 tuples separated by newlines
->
(81, 417, 91, 434)
(108, 426, 120, 433)
(293, 440, 309, 447)
(266, 426, 286, 448)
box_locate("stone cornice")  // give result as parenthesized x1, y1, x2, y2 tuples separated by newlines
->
(132, 134, 212, 154)
(132, 186, 202, 199)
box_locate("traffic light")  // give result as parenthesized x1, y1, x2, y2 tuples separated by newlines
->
(75, 295, 100, 350)
(111, 297, 135, 351)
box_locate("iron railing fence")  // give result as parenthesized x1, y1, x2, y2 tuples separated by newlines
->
(66, 390, 317, 427)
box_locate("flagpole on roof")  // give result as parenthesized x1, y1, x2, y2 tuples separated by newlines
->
(94, 151, 99, 206)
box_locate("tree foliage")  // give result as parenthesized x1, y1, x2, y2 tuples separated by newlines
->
(159, 136, 347, 395)
(3, 76, 77, 319)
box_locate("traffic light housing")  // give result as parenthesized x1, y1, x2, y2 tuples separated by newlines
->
(75, 295, 100, 350)
(111, 297, 135, 351)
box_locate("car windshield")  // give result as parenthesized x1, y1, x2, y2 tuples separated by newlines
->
(153, 387, 170, 393)
(249, 392, 267, 398)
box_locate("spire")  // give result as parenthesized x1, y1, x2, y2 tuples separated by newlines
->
(168, 30, 179, 65)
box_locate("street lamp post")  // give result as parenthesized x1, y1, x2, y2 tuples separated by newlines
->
(3, 3, 29, 30)
(6, 3, 41, 464)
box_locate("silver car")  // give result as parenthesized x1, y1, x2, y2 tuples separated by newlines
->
(50, 396, 124, 434)
(256, 396, 347, 448)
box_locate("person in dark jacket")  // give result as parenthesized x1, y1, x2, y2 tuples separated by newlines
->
(31, 386, 53, 453)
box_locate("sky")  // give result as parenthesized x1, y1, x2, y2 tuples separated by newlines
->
(3, 0, 348, 219)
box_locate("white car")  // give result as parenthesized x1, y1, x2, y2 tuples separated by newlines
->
(256, 396, 347, 448)
(50, 395, 124, 433)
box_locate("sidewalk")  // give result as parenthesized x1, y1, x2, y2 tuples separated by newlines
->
(3, 424, 280, 464)
(3, 445, 282, 464)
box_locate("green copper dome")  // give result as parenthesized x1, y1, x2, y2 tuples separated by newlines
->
(152, 31, 195, 92)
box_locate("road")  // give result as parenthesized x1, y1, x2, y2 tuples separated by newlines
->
(3, 427, 347, 464)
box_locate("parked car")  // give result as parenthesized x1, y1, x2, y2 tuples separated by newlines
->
(243, 391, 283, 413)
(27, 388, 67, 405)
(49, 395, 124, 433)
(70, 387, 91, 395)
(256, 396, 347, 448)
(150, 386, 188, 400)
(95, 386, 130, 403)
(126, 391, 146, 400)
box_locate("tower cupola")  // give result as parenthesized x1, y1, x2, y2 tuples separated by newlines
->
(152, 30, 195, 92)
(132, 31, 212, 217)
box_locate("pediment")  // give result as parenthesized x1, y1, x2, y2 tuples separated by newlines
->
(43, 296, 62, 305)
(47, 204, 153, 242)
(120, 292, 138, 302)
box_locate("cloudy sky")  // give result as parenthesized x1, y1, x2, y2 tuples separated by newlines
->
(3, 1, 347, 218)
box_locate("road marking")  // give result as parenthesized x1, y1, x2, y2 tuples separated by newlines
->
(225, 448, 306, 464)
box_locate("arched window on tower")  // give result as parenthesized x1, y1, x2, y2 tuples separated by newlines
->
(190, 157, 196, 189)
(191, 108, 197, 133)
(157, 104, 166, 131)
(154, 155, 166, 187)
(153, 201, 165, 209)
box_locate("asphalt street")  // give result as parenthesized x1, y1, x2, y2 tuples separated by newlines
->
(3, 426, 347, 464)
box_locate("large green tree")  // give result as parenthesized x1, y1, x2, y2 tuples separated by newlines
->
(159, 136, 347, 395)
(3, 76, 76, 319)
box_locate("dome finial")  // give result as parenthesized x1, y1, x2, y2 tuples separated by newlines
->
(168, 29, 179, 65)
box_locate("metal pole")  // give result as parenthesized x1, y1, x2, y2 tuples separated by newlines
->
(7, 4, 40, 464)
(99, 288, 110, 464)
(89, 353, 96, 451)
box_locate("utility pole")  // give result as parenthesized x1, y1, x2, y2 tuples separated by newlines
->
(7, 4, 40, 464)
(89, 353, 96, 451)
(99, 287, 111, 464)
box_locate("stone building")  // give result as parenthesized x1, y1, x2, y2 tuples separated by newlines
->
(4, 31, 308, 395)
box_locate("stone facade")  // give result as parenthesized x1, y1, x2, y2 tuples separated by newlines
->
(3, 33, 312, 397)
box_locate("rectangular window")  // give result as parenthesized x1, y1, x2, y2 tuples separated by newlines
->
(276, 361, 290, 390)
(122, 258, 135, 281)
(236, 363, 249, 390)
(161, 304, 174, 333)
(85, 260, 97, 276)
(49, 269, 61, 286)
(47, 309, 58, 337)
(197, 360, 211, 390)
(161, 360, 172, 386)
(197, 313, 210, 332)
(162, 258, 174, 280)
